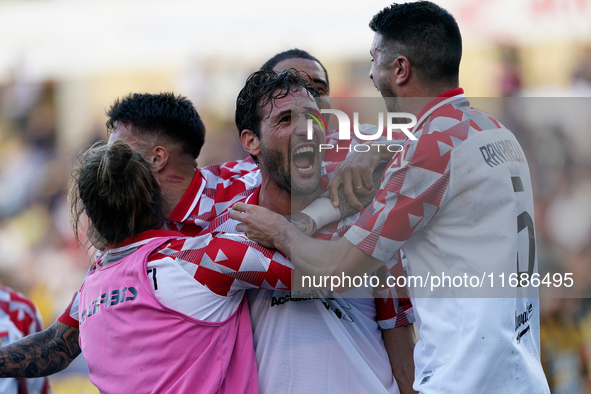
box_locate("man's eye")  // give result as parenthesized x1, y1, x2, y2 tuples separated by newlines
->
(280, 115, 291, 123)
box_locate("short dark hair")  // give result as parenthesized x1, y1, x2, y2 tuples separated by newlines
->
(260, 48, 330, 91)
(369, 1, 462, 85)
(235, 69, 318, 163)
(106, 92, 206, 159)
(70, 140, 166, 249)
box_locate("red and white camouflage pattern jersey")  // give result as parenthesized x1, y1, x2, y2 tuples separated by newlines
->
(167, 157, 261, 236)
(204, 186, 414, 329)
(0, 285, 51, 394)
(201, 187, 413, 393)
(345, 88, 550, 393)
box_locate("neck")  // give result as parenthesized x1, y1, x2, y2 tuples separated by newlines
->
(257, 177, 321, 215)
(157, 161, 197, 218)
(398, 82, 458, 116)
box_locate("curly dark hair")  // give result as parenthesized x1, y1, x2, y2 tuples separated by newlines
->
(260, 48, 329, 92)
(106, 92, 205, 159)
(235, 69, 319, 163)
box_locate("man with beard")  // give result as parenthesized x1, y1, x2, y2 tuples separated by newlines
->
(203, 68, 416, 393)
(255, 49, 417, 392)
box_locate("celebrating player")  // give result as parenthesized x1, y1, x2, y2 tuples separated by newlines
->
(255, 51, 417, 393)
(232, 2, 551, 393)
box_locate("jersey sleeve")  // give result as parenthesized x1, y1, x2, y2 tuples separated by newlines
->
(57, 262, 96, 328)
(57, 291, 80, 328)
(149, 233, 294, 297)
(373, 251, 415, 329)
(345, 128, 452, 262)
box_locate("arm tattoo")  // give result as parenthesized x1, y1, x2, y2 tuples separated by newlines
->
(338, 162, 387, 218)
(0, 321, 81, 378)
(286, 213, 318, 237)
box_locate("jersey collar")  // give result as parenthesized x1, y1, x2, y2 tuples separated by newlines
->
(244, 185, 262, 206)
(108, 229, 184, 252)
(168, 169, 206, 223)
(413, 87, 465, 133)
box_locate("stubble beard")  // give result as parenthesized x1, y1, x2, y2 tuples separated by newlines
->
(260, 144, 321, 197)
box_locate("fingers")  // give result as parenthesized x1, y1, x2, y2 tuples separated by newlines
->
(342, 170, 363, 211)
(229, 209, 244, 222)
(360, 167, 374, 193)
(328, 173, 343, 208)
(232, 202, 247, 213)
(350, 168, 365, 192)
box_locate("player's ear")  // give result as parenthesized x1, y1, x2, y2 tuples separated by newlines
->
(148, 145, 169, 171)
(393, 55, 411, 86)
(241, 129, 260, 157)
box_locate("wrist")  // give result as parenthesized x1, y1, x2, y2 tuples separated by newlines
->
(300, 198, 341, 228)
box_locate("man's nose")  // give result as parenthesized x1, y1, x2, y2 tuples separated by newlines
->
(293, 115, 309, 137)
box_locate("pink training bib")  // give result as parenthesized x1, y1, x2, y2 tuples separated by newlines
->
(79, 235, 258, 394)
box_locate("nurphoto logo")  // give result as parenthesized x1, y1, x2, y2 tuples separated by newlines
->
(305, 108, 417, 153)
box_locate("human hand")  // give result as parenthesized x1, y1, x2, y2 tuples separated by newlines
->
(230, 202, 292, 254)
(327, 148, 382, 211)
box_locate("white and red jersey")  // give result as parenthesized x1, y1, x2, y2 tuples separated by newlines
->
(70, 227, 293, 324)
(205, 187, 414, 393)
(345, 89, 550, 393)
(0, 285, 51, 394)
(167, 157, 261, 236)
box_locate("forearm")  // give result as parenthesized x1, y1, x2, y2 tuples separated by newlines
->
(286, 212, 318, 237)
(0, 321, 81, 378)
(383, 324, 418, 394)
(232, 204, 385, 277)
(279, 227, 383, 278)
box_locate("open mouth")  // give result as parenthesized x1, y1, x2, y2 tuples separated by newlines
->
(292, 144, 317, 173)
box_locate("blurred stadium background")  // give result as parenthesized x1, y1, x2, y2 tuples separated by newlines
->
(1, 0, 590, 392)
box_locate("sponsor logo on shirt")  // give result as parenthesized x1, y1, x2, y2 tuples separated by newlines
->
(80, 286, 138, 323)
(270, 290, 354, 322)
(420, 370, 434, 385)
(515, 303, 534, 343)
